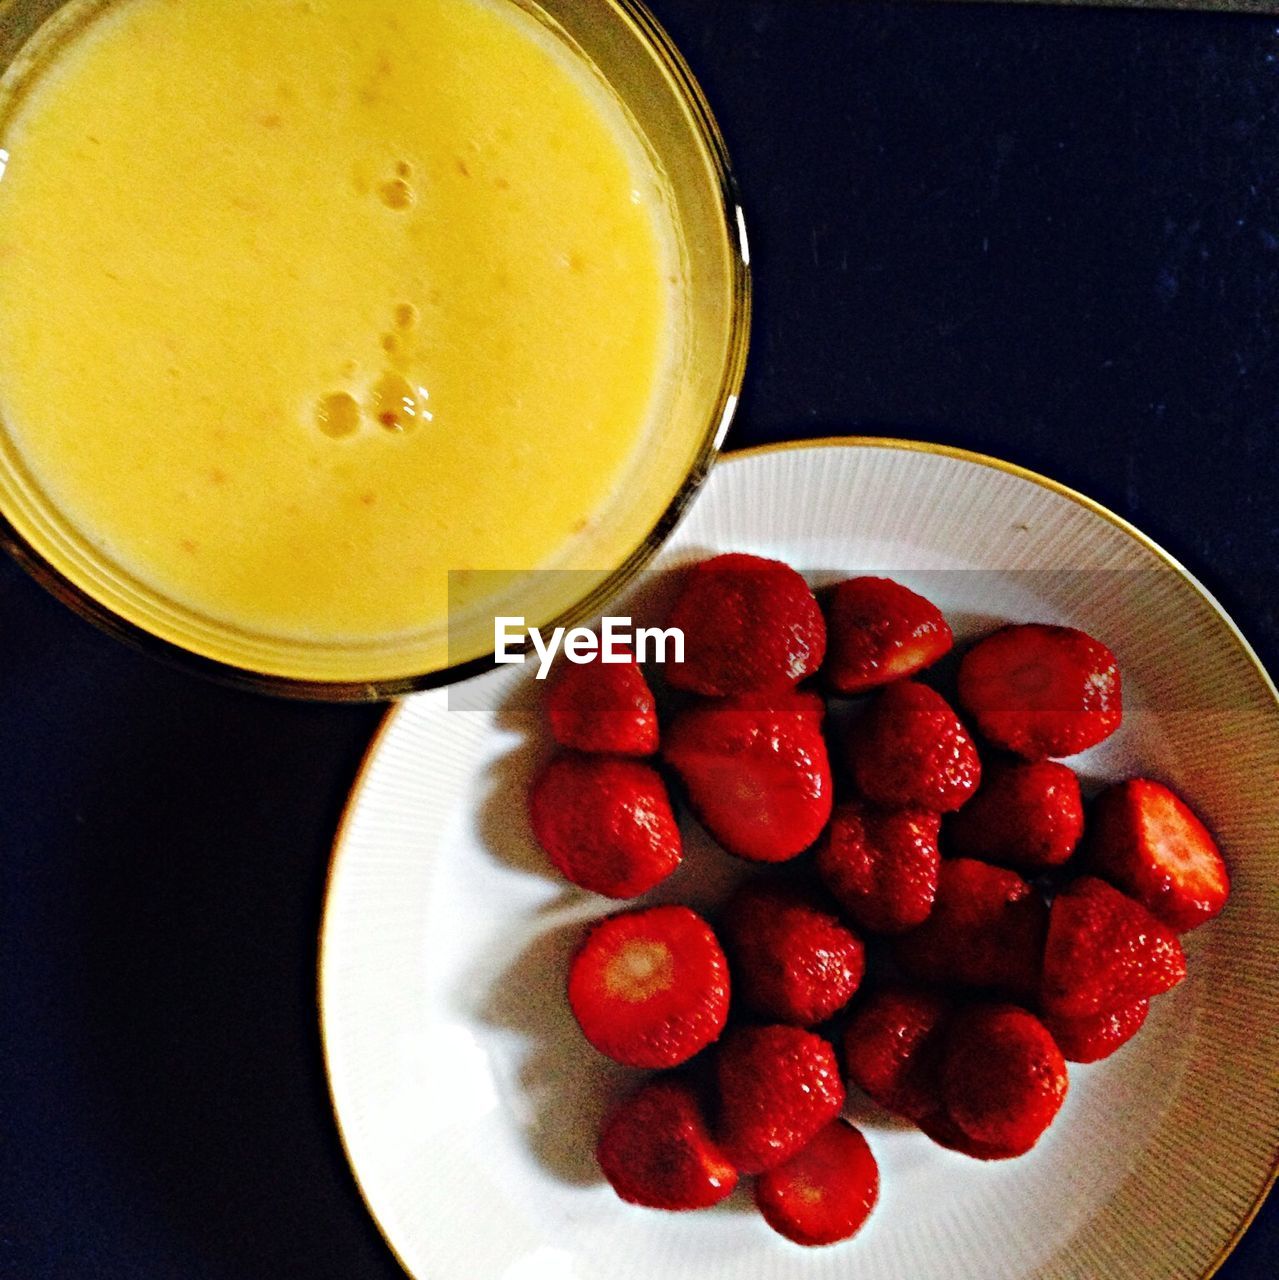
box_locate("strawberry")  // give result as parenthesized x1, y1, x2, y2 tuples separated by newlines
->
(946, 758, 1084, 872)
(714, 1025, 845, 1174)
(843, 986, 951, 1122)
(893, 858, 1048, 998)
(567, 906, 730, 1067)
(1040, 876, 1186, 1019)
(1088, 778, 1230, 932)
(529, 753, 681, 897)
(664, 700, 832, 862)
(817, 800, 941, 935)
(546, 650, 658, 755)
(1043, 998, 1150, 1064)
(754, 1120, 879, 1247)
(846, 682, 980, 812)
(824, 576, 953, 694)
(917, 1110, 1037, 1161)
(596, 1078, 738, 1210)
(939, 1005, 1068, 1154)
(719, 882, 865, 1026)
(719, 688, 827, 724)
(665, 553, 825, 697)
(957, 623, 1122, 759)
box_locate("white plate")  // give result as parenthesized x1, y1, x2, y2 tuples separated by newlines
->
(319, 439, 1279, 1280)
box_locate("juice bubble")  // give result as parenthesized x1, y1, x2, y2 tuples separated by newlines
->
(315, 391, 361, 438)
(379, 177, 415, 210)
(371, 372, 419, 431)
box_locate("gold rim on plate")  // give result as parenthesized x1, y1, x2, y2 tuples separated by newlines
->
(317, 435, 1278, 1280)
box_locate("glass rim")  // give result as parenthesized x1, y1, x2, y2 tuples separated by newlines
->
(0, 0, 753, 702)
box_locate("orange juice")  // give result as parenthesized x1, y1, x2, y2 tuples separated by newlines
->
(0, 0, 689, 679)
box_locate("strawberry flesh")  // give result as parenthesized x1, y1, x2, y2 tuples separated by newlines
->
(529, 753, 681, 898)
(720, 882, 865, 1026)
(754, 1120, 880, 1247)
(664, 700, 832, 862)
(1040, 876, 1186, 1019)
(714, 1025, 845, 1174)
(847, 681, 980, 812)
(666, 553, 826, 696)
(946, 758, 1083, 872)
(818, 800, 941, 935)
(893, 858, 1048, 998)
(1043, 998, 1150, 1064)
(547, 650, 658, 755)
(824, 576, 953, 694)
(1089, 778, 1230, 932)
(567, 906, 729, 1067)
(597, 1078, 738, 1210)
(957, 623, 1122, 759)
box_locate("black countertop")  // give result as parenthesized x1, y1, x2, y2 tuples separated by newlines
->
(2, 2, 1275, 1276)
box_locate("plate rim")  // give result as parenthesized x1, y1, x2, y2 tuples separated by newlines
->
(317, 434, 1279, 1280)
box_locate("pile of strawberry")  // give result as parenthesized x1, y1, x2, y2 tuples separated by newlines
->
(528, 554, 1231, 1248)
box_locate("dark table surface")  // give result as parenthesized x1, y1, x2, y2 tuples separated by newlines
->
(2, 2, 1276, 1276)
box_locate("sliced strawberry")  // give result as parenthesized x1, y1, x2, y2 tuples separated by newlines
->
(893, 858, 1048, 998)
(529, 753, 681, 898)
(1043, 998, 1150, 1064)
(957, 623, 1122, 759)
(665, 553, 826, 696)
(714, 1025, 845, 1174)
(719, 882, 865, 1026)
(817, 800, 941, 934)
(939, 1005, 1067, 1154)
(843, 986, 951, 1122)
(664, 700, 832, 862)
(946, 758, 1084, 872)
(846, 682, 980, 812)
(1040, 876, 1186, 1019)
(597, 1078, 738, 1210)
(567, 906, 729, 1067)
(824, 576, 953, 694)
(1088, 778, 1230, 932)
(546, 649, 658, 755)
(754, 1120, 879, 1247)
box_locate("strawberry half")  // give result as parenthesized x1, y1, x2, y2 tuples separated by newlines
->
(546, 650, 658, 755)
(567, 906, 730, 1067)
(939, 1004, 1068, 1155)
(843, 985, 951, 1122)
(719, 881, 865, 1026)
(893, 858, 1048, 998)
(824, 576, 953, 694)
(1088, 778, 1230, 932)
(665, 553, 826, 696)
(597, 1078, 738, 1210)
(714, 1025, 845, 1174)
(957, 623, 1122, 759)
(754, 1120, 880, 1247)
(1040, 876, 1186, 1019)
(664, 700, 833, 862)
(846, 682, 980, 812)
(1043, 998, 1150, 1064)
(946, 758, 1083, 872)
(529, 753, 681, 897)
(817, 800, 941, 935)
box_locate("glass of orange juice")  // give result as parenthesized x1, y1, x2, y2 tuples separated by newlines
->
(0, 0, 749, 697)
